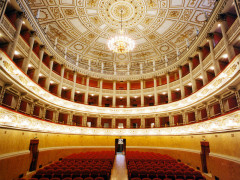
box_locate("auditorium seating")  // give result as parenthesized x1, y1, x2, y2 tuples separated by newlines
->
(126, 151, 206, 180)
(28, 151, 114, 180)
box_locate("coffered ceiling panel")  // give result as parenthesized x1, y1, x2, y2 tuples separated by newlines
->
(29, 0, 216, 66)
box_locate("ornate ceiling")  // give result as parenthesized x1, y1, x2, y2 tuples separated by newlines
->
(28, 0, 216, 69)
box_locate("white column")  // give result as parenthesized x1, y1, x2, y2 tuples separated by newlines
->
(7, 12, 24, 59)
(215, 95, 224, 114)
(45, 58, 54, 91)
(154, 115, 159, 128)
(54, 37, 58, 50)
(154, 77, 158, 105)
(166, 73, 172, 103)
(197, 47, 208, 85)
(112, 117, 116, 128)
(0, 0, 9, 24)
(0, 83, 13, 104)
(114, 63, 116, 75)
(97, 115, 101, 127)
(99, 79, 103, 106)
(140, 80, 144, 106)
(33, 45, 45, 82)
(82, 113, 87, 126)
(101, 62, 104, 73)
(127, 117, 130, 128)
(169, 114, 174, 126)
(68, 112, 73, 125)
(153, 60, 156, 71)
(141, 116, 145, 128)
(127, 81, 130, 107)
(113, 81, 116, 107)
(188, 58, 197, 92)
(178, 66, 184, 99)
(84, 77, 89, 104)
(218, 14, 236, 61)
(57, 65, 65, 97)
(71, 71, 77, 101)
(88, 59, 91, 71)
(207, 33, 220, 75)
(140, 63, 143, 74)
(22, 31, 36, 73)
(127, 64, 130, 75)
(182, 111, 187, 124)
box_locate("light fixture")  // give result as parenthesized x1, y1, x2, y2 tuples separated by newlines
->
(39, 73, 43, 77)
(218, 23, 221, 27)
(14, 51, 20, 55)
(223, 54, 228, 58)
(134, 96, 138, 98)
(105, 96, 109, 98)
(62, 87, 67, 90)
(162, 92, 167, 95)
(50, 80, 54, 84)
(188, 83, 192, 86)
(120, 96, 123, 99)
(176, 88, 180, 91)
(91, 94, 94, 96)
(22, 21, 25, 24)
(28, 64, 32, 68)
(108, 9, 135, 53)
(199, 75, 203, 79)
(76, 91, 80, 93)
(210, 66, 214, 70)
(148, 95, 153, 97)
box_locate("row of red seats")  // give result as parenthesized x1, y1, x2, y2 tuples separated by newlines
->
(29, 151, 115, 180)
(20, 178, 104, 180)
(126, 151, 205, 180)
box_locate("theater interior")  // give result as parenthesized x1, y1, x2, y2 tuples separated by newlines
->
(0, 0, 240, 180)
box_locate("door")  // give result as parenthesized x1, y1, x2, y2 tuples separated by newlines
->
(115, 138, 126, 155)
(29, 139, 39, 171)
(200, 141, 210, 173)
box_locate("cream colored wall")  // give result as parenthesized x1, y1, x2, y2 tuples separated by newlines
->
(1, 128, 240, 158)
(1, 128, 240, 180)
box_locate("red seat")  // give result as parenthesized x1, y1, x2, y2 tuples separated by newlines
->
(84, 177, 94, 180)
(99, 169, 109, 180)
(50, 178, 61, 180)
(94, 177, 104, 180)
(130, 178, 141, 180)
(33, 169, 46, 179)
(39, 178, 49, 180)
(62, 178, 72, 180)
(53, 169, 63, 178)
(72, 169, 82, 179)
(91, 169, 100, 178)
(63, 169, 72, 178)
(73, 178, 83, 180)
(82, 169, 91, 179)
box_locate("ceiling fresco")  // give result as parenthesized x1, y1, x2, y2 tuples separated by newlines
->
(28, 0, 216, 68)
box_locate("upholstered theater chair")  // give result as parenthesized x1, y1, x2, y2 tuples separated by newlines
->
(91, 169, 100, 178)
(32, 169, 46, 179)
(44, 169, 54, 179)
(72, 169, 82, 179)
(99, 169, 109, 180)
(50, 178, 61, 180)
(95, 177, 104, 180)
(39, 178, 50, 180)
(62, 169, 72, 178)
(142, 178, 151, 180)
(82, 169, 91, 179)
(73, 178, 83, 180)
(130, 178, 141, 180)
(62, 178, 73, 180)
(148, 169, 157, 179)
(84, 177, 94, 180)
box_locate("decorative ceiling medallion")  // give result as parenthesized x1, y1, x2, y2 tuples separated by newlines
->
(99, 0, 146, 29)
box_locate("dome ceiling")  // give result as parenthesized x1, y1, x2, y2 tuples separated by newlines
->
(29, 0, 216, 68)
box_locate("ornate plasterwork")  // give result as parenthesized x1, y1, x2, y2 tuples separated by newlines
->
(28, 0, 216, 69)
(1, 50, 239, 116)
(0, 106, 240, 136)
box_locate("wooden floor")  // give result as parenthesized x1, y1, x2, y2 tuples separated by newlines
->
(110, 154, 128, 180)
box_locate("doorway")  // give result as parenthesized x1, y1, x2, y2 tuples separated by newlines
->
(115, 138, 126, 155)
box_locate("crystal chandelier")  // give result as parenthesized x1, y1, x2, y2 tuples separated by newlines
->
(108, 9, 135, 53)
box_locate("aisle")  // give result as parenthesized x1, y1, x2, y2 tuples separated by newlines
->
(110, 154, 128, 180)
